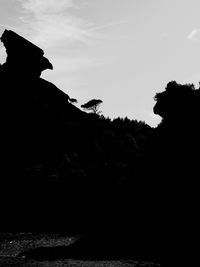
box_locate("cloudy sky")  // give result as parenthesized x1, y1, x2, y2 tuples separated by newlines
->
(0, 0, 200, 126)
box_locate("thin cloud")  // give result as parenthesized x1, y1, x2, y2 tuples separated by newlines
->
(188, 28, 200, 41)
(49, 56, 106, 73)
(21, 0, 74, 14)
(0, 24, 17, 31)
(18, 0, 98, 48)
(90, 20, 130, 32)
(1, 1, 109, 78)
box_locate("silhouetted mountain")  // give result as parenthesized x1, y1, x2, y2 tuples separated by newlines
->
(0, 30, 86, 166)
(0, 30, 90, 231)
(5, 30, 197, 265)
(0, 30, 153, 237)
(6, 29, 200, 265)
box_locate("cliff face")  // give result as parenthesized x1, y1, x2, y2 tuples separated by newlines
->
(0, 30, 153, 243)
(0, 29, 53, 78)
(0, 30, 88, 231)
(0, 29, 85, 170)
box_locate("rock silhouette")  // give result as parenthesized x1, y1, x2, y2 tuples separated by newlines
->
(0, 29, 160, 263)
(1, 29, 52, 73)
(0, 30, 154, 237)
(0, 30, 88, 231)
(5, 29, 200, 265)
(0, 30, 85, 167)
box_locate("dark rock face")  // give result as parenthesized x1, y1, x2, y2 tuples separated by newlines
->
(0, 30, 160, 263)
(1, 29, 53, 77)
(0, 30, 87, 231)
(0, 29, 84, 171)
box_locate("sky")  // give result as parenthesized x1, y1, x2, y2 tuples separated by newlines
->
(0, 0, 200, 127)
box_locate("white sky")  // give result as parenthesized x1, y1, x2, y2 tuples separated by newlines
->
(0, 0, 200, 127)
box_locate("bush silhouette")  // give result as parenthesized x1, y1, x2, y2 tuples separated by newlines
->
(150, 80, 200, 265)
(81, 99, 103, 114)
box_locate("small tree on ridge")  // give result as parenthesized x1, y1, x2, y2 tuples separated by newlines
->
(81, 99, 103, 114)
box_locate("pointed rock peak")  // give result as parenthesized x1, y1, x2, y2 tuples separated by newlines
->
(1, 30, 44, 57)
(0, 29, 53, 75)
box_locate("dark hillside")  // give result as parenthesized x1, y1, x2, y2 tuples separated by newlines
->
(2, 29, 199, 264)
(0, 30, 153, 238)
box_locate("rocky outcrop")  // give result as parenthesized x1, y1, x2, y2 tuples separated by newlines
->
(0, 30, 87, 231)
(0, 29, 53, 76)
(0, 29, 85, 169)
(0, 31, 159, 265)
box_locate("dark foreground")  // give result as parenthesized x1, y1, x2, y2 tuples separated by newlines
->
(0, 233, 160, 267)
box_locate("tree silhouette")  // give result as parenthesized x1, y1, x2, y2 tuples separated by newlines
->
(69, 98, 78, 104)
(81, 99, 103, 114)
(151, 80, 200, 265)
(153, 80, 196, 121)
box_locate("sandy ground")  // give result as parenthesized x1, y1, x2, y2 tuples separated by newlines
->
(0, 258, 160, 267)
(0, 233, 160, 267)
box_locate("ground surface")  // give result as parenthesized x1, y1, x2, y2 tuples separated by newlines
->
(0, 233, 160, 267)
